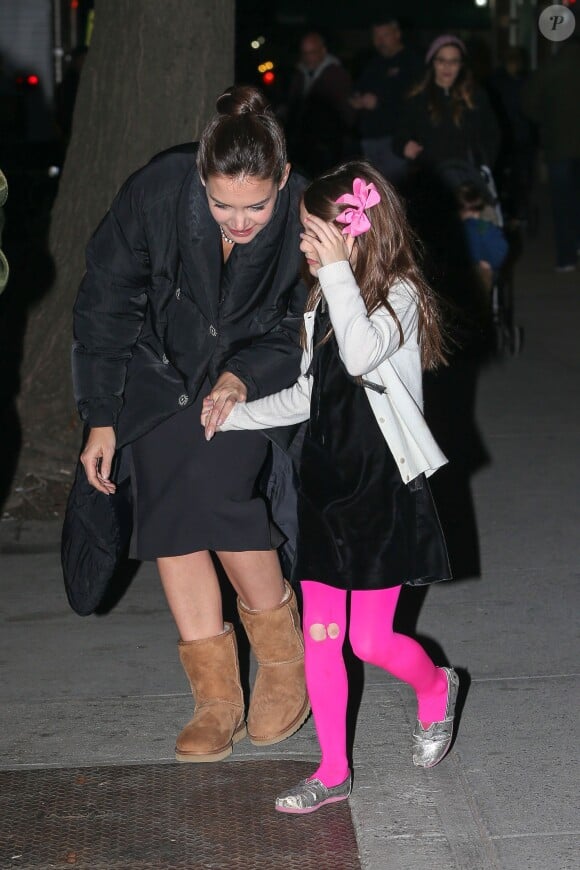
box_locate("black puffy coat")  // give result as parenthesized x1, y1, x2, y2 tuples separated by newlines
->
(72, 143, 308, 448)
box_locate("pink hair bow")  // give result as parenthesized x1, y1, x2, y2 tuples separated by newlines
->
(335, 178, 381, 237)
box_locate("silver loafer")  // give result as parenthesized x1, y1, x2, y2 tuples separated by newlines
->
(275, 774, 352, 814)
(412, 667, 459, 768)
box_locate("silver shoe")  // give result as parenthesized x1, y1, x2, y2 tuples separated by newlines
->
(412, 667, 459, 768)
(275, 774, 352, 814)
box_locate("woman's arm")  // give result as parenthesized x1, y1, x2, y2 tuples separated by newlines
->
(72, 176, 151, 430)
(223, 278, 308, 401)
(202, 371, 312, 439)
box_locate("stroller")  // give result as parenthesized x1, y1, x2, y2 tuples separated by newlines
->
(478, 165, 524, 357)
(440, 159, 524, 358)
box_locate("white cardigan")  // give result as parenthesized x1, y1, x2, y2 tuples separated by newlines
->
(221, 260, 447, 483)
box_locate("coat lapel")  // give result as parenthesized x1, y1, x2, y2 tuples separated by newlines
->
(177, 167, 221, 321)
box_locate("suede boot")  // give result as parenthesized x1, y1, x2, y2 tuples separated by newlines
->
(175, 623, 246, 762)
(238, 581, 310, 745)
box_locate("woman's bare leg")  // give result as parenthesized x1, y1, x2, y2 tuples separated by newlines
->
(157, 551, 223, 641)
(217, 549, 285, 609)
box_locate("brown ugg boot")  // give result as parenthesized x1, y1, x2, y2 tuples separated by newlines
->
(238, 581, 310, 746)
(175, 623, 247, 762)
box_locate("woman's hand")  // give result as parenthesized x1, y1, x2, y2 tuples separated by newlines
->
(403, 140, 424, 160)
(201, 372, 247, 441)
(300, 214, 351, 268)
(80, 426, 117, 495)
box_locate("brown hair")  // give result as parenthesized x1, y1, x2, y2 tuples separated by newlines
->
(455, 181, 485, 212)
(197, 85, 287, 183)
(301, 160, 447, 370)
(410, 42, 474, 127)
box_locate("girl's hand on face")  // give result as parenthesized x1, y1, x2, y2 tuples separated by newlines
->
(301, 215, 351, 268)
(202, 372, 247, 440)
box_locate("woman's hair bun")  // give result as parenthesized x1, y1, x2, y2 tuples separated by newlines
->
(216, 84, 270, 117)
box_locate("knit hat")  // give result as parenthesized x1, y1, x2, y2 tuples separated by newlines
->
(425, 35, 467, 65)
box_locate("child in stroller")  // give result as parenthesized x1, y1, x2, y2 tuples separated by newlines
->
(455, 177, 522, 355)
(456, 180, 509, 292)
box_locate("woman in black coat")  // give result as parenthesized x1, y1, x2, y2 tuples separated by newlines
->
(394, 34, 500, 178)
(73, 86, 310, 763)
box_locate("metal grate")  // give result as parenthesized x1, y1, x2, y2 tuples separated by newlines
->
(0, 761, 361, 869)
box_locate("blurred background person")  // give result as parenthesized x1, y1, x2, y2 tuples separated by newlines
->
(351, 18, 421, 184)
(394, 34, 500, 186)
(487, 46, 537, 229)
(393, 36, 499, 582)
(523, 36, 580, 273)
(283, 31, 356, 178)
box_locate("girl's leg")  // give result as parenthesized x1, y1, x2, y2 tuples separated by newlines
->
(349, 586, 448, 726)
(301, 580, 350, 787)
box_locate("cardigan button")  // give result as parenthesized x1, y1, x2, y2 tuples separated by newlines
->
(175, 287, 181, 300)
(178, 394, 189, 407)
(209, 325, 218, 337)
(399, 457, 405, 464)
(379, 417, 385, 423)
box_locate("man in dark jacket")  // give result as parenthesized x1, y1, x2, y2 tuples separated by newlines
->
(351, 19, 422, 183)
(524, 37, 580, 271)
(284, 32, 355, 178)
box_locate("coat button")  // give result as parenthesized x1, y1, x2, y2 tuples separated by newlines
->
(399, 457, 405, 463)
(209, 325, 217, 337)
(178, 394, 189, 406)
(379, 416, 385, 423)
(162, 354, 169, 365)
(175, 287, 181, 300)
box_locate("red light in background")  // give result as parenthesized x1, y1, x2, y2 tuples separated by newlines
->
(26, 74, 39, 86)
(71, 0, 79, 8)
(262, 71, 275, 86)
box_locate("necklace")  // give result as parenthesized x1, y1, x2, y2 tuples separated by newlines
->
(220, 226, 235, 245)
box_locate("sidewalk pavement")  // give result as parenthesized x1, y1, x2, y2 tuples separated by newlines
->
(0, 216, 578, 869)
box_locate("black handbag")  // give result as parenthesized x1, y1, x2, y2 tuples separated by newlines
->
(61, 450, 134, 616)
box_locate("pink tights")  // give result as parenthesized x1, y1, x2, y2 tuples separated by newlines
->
(301, 579, 449, 787)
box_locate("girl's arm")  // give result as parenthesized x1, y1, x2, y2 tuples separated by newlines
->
(319, 260, 419, 376)
(203, 371, 312, 439)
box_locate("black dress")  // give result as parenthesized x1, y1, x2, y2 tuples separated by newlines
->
(130, 380, 283, 561)
(292, 307, 451, 590)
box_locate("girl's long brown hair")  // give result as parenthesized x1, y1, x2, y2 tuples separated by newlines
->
(301, 160, 447, 370)
(410, 45, 474, 127)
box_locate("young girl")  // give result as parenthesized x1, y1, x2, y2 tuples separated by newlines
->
(202, 160, 458, 814)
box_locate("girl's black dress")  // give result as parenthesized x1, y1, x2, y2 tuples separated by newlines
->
(292, 307, 451, 590)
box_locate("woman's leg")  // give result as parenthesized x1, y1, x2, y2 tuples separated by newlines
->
(157, 551, 224, 640)
(301, 580, 350, 787)
(349, 587, 448, 726)
(217, 549, 285, 609)
(158, 549, 286, 640)
(158, 551, 246, 763)
(219, 549, 308, 746)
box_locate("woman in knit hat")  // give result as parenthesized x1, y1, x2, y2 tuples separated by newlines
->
(394, 34, 500, 177)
